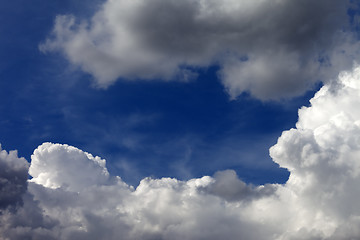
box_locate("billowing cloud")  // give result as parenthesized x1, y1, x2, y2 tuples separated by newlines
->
(3, 65, 360, 238)
(40, 0, 360, 99)
(29, 143, 110, 192)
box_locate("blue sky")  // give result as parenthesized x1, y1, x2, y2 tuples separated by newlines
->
(3, 1, 360, 239)
(0, 0, 322, 185)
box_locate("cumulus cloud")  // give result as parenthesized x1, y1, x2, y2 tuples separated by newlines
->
(3, 65, 360, 238)
(40, 0, 360, 99)
(29, 143, 110, 191)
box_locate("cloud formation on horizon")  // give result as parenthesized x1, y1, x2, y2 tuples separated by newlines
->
(2, 65, 360, 239)
(40, 0, 360, 99)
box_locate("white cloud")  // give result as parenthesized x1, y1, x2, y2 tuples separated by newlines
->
(3, 65, 360, 238)
(29, 143, 110, 192)
(40, 0, 359, 99)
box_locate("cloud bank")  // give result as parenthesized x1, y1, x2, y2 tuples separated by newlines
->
(40, 0, 360, 99)
(2, 65, 360, 239)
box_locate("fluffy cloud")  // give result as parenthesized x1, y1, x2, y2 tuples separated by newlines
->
(3, 65, 360, 238)
(40, 0, 360, 99)
(270, 64, 360, 238)
(29, 143, 110, 191)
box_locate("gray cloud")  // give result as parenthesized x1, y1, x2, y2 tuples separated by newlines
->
(201, 169, 277, 202)
(40, 0, 360, 99)
(0, 146, 29, 209)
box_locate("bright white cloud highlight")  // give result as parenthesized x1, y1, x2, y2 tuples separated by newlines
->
(40, 0, 360, 99)
(29, 143, 110, 191)
(3, 65, 360, 238)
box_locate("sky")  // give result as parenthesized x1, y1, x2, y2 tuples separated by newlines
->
(2, 0, 360, 239)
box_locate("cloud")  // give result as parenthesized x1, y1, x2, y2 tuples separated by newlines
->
(29, 143, 110, 192)
(269, 64, 360, 238)
(40, 0, 360, 99)
(0, 146, 29, 209)
(3, 65, 360, 238)
(202, 169, 277, 202)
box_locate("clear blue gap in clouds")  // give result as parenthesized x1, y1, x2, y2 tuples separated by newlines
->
(0, 0, 112, 148)
(0, 0, 320, 186)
